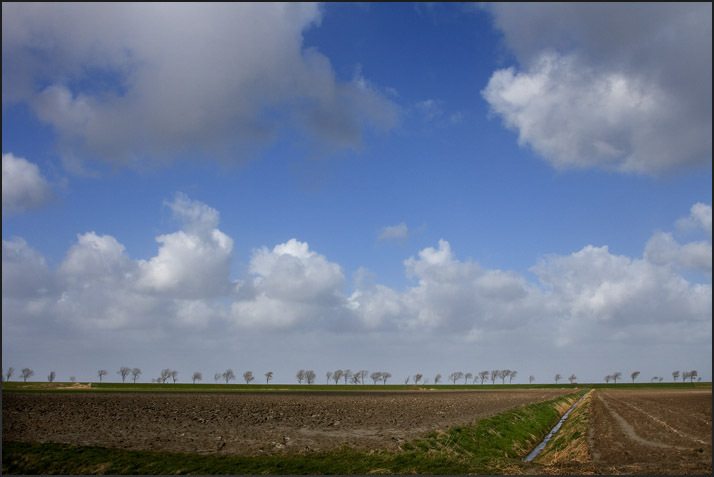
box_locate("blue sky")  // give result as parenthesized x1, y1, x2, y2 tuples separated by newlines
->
(2, 3, 711, 385)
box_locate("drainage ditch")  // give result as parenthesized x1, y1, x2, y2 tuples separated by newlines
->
(523, 391, 589, 462)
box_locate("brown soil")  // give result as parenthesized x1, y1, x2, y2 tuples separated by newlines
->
(587, 389, 712, 475)
(2, 389, 571, 456)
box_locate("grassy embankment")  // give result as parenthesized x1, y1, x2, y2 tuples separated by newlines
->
(2, 391, 586, 475)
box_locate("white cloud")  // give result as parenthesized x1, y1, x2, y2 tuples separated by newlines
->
(482, 3, 712, 175)
(378, 222, 409, 241)
(2, 3, 399, 168)
(677, 203, 712, 238)
(645, 232, 712, 273)
(231, 239, 346, 329)
(2, 153, 52, 213)
(138, 195, 233, 298)
(2, 237, 56, 299)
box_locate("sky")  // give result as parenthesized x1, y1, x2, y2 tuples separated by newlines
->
(2, 3, 711, 385)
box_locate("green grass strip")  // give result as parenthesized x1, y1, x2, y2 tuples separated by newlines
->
(2, 391, 583, 475)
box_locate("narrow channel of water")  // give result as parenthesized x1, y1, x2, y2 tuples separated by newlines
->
(523, 391, 589, 462)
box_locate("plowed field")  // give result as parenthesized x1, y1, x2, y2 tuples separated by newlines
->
(588, 389, 712, 475)
(3, 389, 571, 456)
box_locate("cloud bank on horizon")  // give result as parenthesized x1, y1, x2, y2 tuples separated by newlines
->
(3, 194, 711, 348)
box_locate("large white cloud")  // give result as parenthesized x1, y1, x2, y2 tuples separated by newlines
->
(349, 239, 540, 334)
(231, 239, 346, 329)
(1, 3, 399, 167)
(138, 195, 233, 298)
(2, 153, 52, 213)
(482, 3, 712, 175)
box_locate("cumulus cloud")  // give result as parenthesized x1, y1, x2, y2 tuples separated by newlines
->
(532, 244, 711, 347)
(2, 153, 52, 213)
(644, 232, 712, 273)
(482, 3, 712, 175)
(138, 195, 233, 298)
(1, 3, 399, 168)
(677, 203, 712, 238)
(349, 239, 538, 333)
(2, 237, 56, 299)
(231, 239, 346, 329)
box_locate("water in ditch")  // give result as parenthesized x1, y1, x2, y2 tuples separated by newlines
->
(523, 391, 589, 462)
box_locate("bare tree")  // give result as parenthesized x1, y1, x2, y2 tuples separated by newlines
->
(21, 368, 34, 382)
(192, 372, 202, 384)
(449, 372, 464, 385)
(131, 368, 142, 383)
(47, 371, 56, 383)
(357, 370, 369, 384)
(651, 376, 659, 382)
(434, 373, 442, 384)
(326, 371, 332, 384)
(306, 370, 316, 385)
(490, 370, 500, 384)
(612, 372, 622, 384)
(479, 371, 489, 384)
(296, 369, 306, 384)
(500, 370, 510, 384)
(604, 375, 612, 383)
(97, 369, 108, 383)
(117, 367, 131, 383)
(682, 371, 690, 382)
(414, 373, 423, 385)
(351, 373, 361, 385)
(659, 377, 663, 383)
(370, 371, 383, 384)
(465, 372, 473, 384)
(160, 369, 172, 383)
(222, 369, 235, 384)
(70, 376, 77, 383)
(672, 370, 680, 382)
(688, 370, 698, 383)
(170, 370, 178, 383)
(554, 373, 562, 384)
(5, 367, 14, 382)
(342, 369, 352, 385)
(509, 370, 518, 384)
(568, 374, 577, 384)
(404, 376, 410, 384)
(332, 369, 343, 384)
(381, 372, 391, 384)
(214, 373, 222, 383)
(265, 371, 273, 384)
(529, 375, 535, 385)
(631, 371, 640, 383)
(243, 371, 254, 384)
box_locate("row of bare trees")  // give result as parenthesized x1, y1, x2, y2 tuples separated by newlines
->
(2, 366, 703, 384)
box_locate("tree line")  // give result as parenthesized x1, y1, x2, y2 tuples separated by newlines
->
(1, 366, 702, 384)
